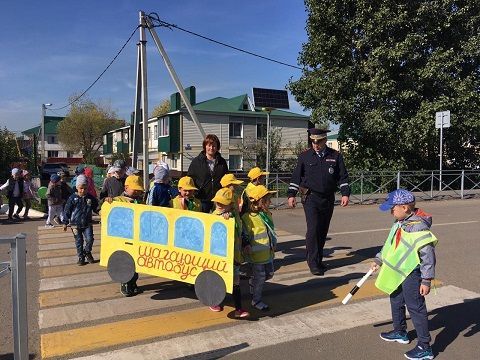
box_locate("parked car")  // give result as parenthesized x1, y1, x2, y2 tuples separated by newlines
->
(41, 163, 70, 180)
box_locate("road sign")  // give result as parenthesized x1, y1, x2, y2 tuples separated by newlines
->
(435, 111, 451, 128)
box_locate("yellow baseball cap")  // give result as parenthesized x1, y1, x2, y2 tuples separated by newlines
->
(177, 176, 198, 190)
(247, 167, 269, 181)
(220, 173, 244, 188)
(124, 175, 144, 191)
(248, 185, 277, 201)
(211, 188, 234, 205)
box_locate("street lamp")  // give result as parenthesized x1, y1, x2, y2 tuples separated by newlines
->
(41, 103, 52, 164)
(262, 107, 274, 186)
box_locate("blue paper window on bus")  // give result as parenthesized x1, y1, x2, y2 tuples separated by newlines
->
(174, 217, 204, 252)
(210, 221, 228, 257)
(140, 211, 168, 245)
(107, 207, 134, 239)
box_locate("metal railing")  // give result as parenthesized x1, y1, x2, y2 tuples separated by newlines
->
(0, 233, 28, 360)
(234, 170, 480, 207)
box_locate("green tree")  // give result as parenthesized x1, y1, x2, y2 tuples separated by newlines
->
(151, 99, 171, 118)
(289, 0, 480, 170)
(57, 96, 125, 164)
(0, 128, 19, 180)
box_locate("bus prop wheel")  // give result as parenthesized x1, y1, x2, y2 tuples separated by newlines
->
(194, 270, 226, 306)
(107, 250, 135, 283)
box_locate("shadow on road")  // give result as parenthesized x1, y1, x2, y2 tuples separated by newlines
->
(429, 298, 480, 357)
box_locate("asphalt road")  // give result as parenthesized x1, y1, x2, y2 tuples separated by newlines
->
(1, 197, 479, 359)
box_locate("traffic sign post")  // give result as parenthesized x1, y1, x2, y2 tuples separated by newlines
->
(436, 111, 451, 191)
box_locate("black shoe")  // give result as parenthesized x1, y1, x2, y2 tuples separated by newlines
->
(310, 268, 324, 276)
(319, 263, 328, 270)
(121, 283, 141, 297)
(77, 257, 86, 266)
(13, 214, 20, 220)
(85, 252, 95, 264)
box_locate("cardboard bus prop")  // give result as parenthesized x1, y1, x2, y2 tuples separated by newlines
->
(100, 201, 235, 306)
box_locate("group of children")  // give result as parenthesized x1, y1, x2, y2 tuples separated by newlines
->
(16, 159, 436, 358)
(0, 168, 39, 221)
(131, 162, 277, 319)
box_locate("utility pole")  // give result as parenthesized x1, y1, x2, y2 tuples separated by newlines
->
(40, 103, 52, 164)
(139, 11, 149, 191)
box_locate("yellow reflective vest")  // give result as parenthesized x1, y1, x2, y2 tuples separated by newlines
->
(170, 196, 201, 211)
(375, 224, 438, 294)
(241, 211, 275, 264)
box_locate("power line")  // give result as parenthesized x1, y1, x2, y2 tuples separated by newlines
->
(51, 25, 140, 111)
(147, 13, 303, 71)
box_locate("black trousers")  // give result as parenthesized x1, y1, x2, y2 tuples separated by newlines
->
(303, 192, 334, 271)
(8, 197, 23, 218)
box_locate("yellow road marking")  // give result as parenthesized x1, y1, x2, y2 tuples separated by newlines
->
(39, 277, 168, 308)
(41, 305, 237, 358)
(40, 279, 389, 359)
(37, 246, 101, 259)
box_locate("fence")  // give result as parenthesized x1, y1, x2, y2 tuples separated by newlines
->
(234, 170, 480, 207)
(0, 233, 28, 360)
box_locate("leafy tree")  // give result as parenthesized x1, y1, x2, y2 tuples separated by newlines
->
(57, 96, 125, 164)
(0, 128, 19, 181)
(151, 99, 171, 118)
(289, 0, 480, 170)
(238, 128, 300, 172)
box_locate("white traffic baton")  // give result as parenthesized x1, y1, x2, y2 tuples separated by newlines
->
(341, 268, 374, 305)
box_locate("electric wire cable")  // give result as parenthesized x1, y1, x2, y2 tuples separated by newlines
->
(147, 13, 303, 70)
(51, 25, 141, 111)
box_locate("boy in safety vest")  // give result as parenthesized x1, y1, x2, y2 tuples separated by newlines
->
(370, 189, 437, 360)
(220, 173, 244, 213)
(242, 185, 277, 311)
(208, 188, 250, 318)
(170, 176, 201, 211)
(240, 167, 269, 216)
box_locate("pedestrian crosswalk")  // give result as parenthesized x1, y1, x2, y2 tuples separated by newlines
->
(35, 223, 461, 359)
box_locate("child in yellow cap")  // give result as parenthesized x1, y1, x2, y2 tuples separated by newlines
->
(170, 176, 201, 211)
(220, 173, 244, 213)
(242, 185, 277, 311)
(240, 167, 269, 215)
(208, 187, 250, 318)
(104, 174, 145, 296)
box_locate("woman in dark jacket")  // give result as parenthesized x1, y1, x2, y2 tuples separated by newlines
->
(187, 134, 228, 213)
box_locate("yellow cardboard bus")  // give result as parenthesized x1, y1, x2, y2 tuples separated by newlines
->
(100, 201, 234, 306)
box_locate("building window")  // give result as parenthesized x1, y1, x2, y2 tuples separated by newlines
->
(159, 117, 169, 136)
(229, 122, 242, 138)
(47, 151, 59, 158)
(154, 124, 158, 139)
(257, 124, 267, 139)
(229, 155, 242, 170)
(66, 151, 73, 158)
(47, 135, 58, 144)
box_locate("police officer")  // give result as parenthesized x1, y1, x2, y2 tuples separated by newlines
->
(287, 128, 350, 275)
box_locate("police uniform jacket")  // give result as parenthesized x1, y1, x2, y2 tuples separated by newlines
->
(287, 147, 350, 198)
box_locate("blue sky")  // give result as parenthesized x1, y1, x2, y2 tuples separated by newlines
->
(0, 0, 310, 133)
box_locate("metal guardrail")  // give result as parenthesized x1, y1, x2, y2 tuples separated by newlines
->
(234, 170, 480, 207)
(0, 233, 28, 360)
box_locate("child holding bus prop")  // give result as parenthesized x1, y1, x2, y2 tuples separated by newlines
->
(370, 189, 437, 360)
(208, 188, 250, 318)
(242, 185, 277, 311)
(171, 176, 201, 211)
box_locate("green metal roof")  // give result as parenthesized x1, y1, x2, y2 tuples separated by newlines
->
(22, 116, 64, 136)
(192, 94, 310, 118)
